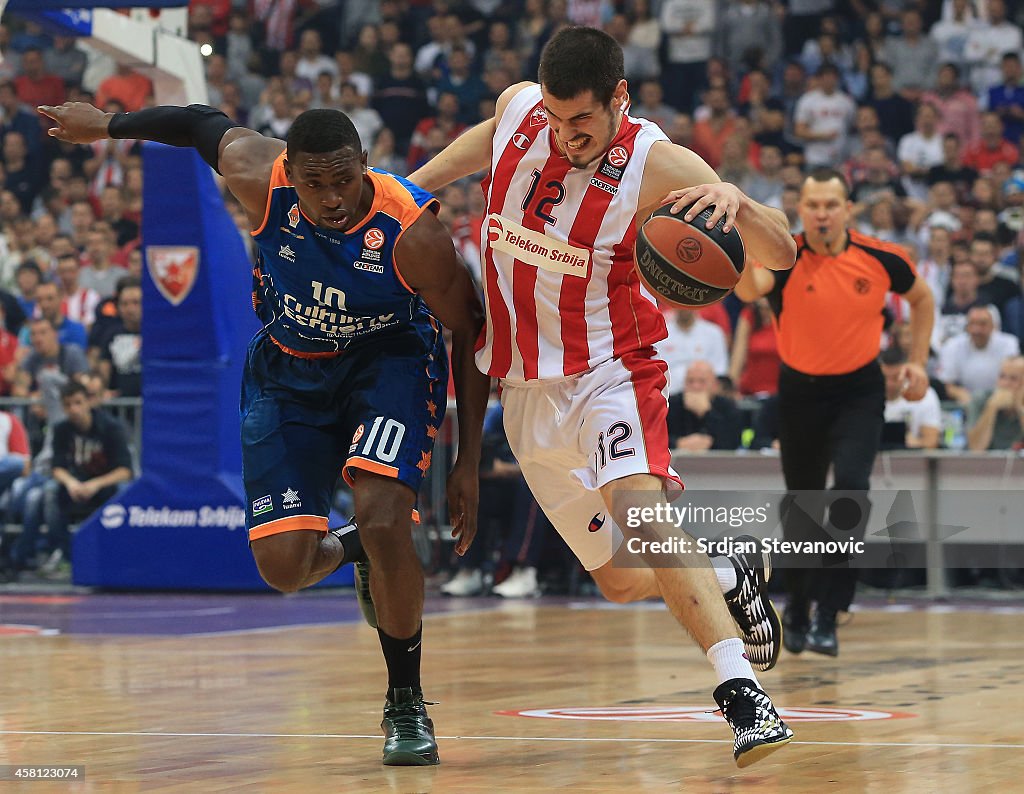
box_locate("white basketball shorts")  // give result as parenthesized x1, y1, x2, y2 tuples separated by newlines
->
(500, 348, 683, 571)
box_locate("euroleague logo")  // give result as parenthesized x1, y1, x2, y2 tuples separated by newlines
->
(487, 216, 504, 244)
(363, 228, 386, 250)
(854, 277, 871, 294)
(676, 236, 703, 264)
(607, 146, 629, 168)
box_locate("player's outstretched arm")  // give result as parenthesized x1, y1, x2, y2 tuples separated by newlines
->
(38, 102, 282, 230)
(639, 141, 796, 272)
(409, 81, 533, 192)
(396, 212, 491, 556)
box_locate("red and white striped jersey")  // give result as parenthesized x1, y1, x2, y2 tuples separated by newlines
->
(477, 85, 669, 383)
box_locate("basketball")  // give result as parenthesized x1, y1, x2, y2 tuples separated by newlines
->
(634, 203, 746, 307)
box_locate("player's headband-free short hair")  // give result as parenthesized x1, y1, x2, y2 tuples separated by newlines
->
(538, 26, 624, 106)
(287, 109, 362, 158)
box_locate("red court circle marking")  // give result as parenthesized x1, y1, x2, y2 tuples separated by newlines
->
(497, 706, 914, 722)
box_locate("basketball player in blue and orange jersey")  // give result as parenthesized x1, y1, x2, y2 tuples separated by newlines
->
(411, 27, 795, 766)
(39, 101, 491, 766)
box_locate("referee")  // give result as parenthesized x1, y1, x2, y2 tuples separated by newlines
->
(736, 168, 934, 656)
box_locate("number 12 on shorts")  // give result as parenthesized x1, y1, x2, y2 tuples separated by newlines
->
(357, 416, 406, 462)
(594, 421, 635, 470)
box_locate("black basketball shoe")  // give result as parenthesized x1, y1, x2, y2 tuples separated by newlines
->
(722, 536, 782, 671)
(381, 687, 440, 766)
(713, 678, 794, 768)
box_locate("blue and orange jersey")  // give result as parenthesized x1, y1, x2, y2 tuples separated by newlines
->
(250, 154, 440, 356)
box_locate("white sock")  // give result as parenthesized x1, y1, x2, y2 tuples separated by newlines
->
(707, 638, 759, 687)
(712, 557, 738, 594)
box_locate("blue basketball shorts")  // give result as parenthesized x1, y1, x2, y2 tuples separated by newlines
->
(240, 328, 448, 541)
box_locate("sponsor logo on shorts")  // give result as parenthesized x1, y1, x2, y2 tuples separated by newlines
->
(588, 512, 606, 532)
(279, 244, 296, 263)
(282, 487, 302, 510)
(353, 261, 385, 274)
(252, 495, 273, 516)
(363, 228, 385, 250)
(288, 203, 300, 228)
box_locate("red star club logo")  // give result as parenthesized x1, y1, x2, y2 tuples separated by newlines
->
(146, 246, 199, 306)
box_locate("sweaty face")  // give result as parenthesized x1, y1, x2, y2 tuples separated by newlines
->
(286, 147, 370, 232)
(541, 85, 624, 170)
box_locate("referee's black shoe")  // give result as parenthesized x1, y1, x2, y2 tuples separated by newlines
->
(714, 678, 794, 768)
(722, 536, 781, 671)
(381, 687, 440, 766)
(782, 602, 809, 654)
(805, 608, 839, 656)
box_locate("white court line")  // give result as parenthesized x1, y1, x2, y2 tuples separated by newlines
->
(0, 730, 1019, 750)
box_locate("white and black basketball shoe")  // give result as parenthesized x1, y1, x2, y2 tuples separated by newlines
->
(722, 535, 781, 671)
(713, 678, 794, 767)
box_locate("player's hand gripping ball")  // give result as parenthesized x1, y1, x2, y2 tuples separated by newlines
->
(635, 203, 745, 307)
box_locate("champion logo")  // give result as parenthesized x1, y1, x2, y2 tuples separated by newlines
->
(487, 216, 504, 244)
(607, 146, 629, 167)
(588, 512, 606, 533)
(279, 244, 296, 262)
(287, 203, 300, 228)
(512, 132, 531, 149)
(282, 487, 301, 509)
(529, 106, 548, 127)
(363, 228, 385, 250)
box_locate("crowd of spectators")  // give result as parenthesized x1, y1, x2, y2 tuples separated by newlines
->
(4, 0, 1024, 583)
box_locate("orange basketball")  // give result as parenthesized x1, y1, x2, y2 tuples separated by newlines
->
(634, 203, 745, 307)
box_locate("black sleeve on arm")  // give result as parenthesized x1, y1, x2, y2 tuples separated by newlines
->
(107, 104, 239, 174)
(852, 240, 916, 294)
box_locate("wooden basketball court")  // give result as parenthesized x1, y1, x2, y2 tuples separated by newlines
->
(1, 591, 1021, 791)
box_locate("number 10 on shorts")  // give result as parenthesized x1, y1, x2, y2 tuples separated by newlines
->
(354, 416, 406, 462)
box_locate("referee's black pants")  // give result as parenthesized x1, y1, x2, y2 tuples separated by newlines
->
(777, 361, 884, 614)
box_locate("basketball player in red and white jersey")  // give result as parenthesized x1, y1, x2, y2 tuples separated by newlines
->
(411, 27, 797, 766)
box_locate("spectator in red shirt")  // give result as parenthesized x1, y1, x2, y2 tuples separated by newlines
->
(691, 85, 739, 170)
(13, 48, 65, 110)
(963, 112, 1020, 174)
(730, 299, 781, 397)
(0, 303, 20, 396)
